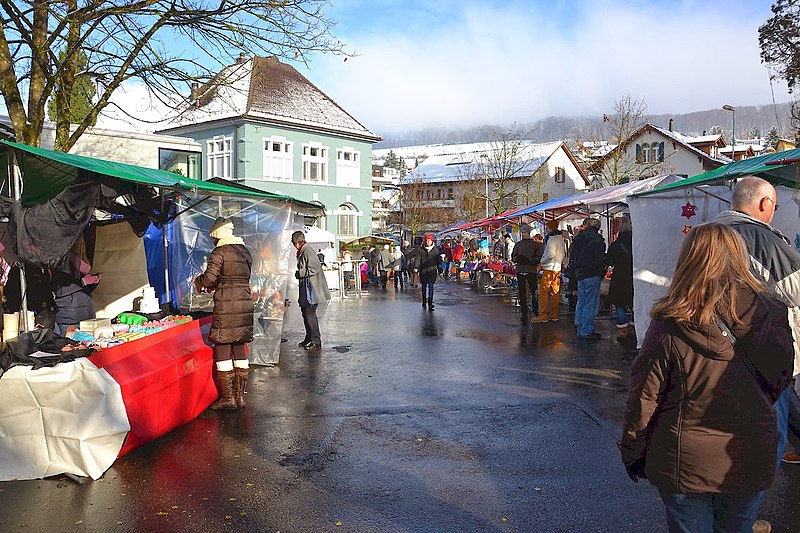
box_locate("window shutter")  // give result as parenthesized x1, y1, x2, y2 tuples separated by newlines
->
(659, 142, 665, 162)
(635, 144, 641, 163)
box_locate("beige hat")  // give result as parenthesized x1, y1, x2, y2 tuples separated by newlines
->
(209, 217, 234, 239)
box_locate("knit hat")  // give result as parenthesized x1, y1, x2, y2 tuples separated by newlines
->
(209, 217, 234, 239)
(546, 220, 560, 231)
(520, 224, 532, 234)
(424, 233, 435, 241)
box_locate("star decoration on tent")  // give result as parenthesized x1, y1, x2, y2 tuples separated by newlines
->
(683, 225, 693, 235)
(681, 202, 697, 219)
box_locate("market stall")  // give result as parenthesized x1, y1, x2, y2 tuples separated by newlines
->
(0, 140, 323, 481)
(628, 148, 800, 348)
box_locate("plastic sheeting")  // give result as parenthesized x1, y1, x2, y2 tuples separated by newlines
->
(0, 359, 129, 480)
(168, 193, 296, 365)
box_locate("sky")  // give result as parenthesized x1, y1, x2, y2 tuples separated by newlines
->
(98, 0, 793, 136)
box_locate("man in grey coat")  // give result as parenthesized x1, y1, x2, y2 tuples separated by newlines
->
(292, 230, 330, 351)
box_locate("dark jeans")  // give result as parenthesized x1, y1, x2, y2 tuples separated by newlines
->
(421, 282, 435, 301)
(517, 273, 536, 315)
(300, 303, 321, 344)
(658, 490, 764, 533)
(395, 270, 405, 289)
(379, 270, 388, 288)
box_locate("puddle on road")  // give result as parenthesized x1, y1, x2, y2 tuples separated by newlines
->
(331, 345, 351, 353)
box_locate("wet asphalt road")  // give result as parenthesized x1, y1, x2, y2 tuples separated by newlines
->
(2, 278, 800, 533)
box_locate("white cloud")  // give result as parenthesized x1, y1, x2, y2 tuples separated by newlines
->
(305, 0, 792, 135)
(95, 81, 176, 133)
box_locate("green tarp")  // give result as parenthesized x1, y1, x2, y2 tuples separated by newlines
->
(636, 147, 800, 197)
(0, 139, 319, 209)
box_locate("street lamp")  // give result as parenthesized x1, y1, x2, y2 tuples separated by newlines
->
(722, 104, 735, 160)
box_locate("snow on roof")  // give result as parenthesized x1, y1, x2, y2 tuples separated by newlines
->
(684, 134, 724, 144)
(399, 141, 562, 185)
(647, 124, 726, 165)
(162, 56, 380, 142)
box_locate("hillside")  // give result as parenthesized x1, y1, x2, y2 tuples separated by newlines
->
(375, 102, 796, 149)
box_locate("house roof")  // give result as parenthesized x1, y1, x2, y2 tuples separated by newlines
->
(591, 123, 727, 172)
(399, 141, 589, 186)
(159, 56, 381, 143)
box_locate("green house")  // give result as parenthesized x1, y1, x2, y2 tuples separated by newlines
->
(157, 55, 381, 242)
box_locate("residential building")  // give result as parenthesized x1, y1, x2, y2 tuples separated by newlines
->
(157, 54, 381, 242)
(397, 141, 589, 234)
(0, 117, 202, 177)
(590, 123, 727, 185)
(371, 165, 401, 233)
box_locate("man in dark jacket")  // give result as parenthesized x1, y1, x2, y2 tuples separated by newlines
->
(511, 224, 542, 320)
(570, 217, 606, 339)
(715, 176, 800, 478)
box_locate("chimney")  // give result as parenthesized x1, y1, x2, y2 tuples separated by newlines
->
(190, 82, 200, 99)
(668, 118, 673, 132)
(236, 52, 248, 64)
(702, 130, 706, 136)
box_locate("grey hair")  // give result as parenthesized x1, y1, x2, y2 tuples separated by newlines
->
(731, 176, 774, 211)
(291, 230, 306, 245)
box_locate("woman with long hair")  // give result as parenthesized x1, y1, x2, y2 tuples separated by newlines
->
(620, 223, 793, 532)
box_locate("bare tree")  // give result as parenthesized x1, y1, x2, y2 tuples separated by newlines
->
(398, 176, 447, 242)
(462, 124, 542, 216)
(590, 95, 649, 187)
(0, 0, 346, 151)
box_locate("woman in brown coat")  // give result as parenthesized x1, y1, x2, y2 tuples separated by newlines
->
(620, 223, 793, 532)
(194, 217, 254, 410)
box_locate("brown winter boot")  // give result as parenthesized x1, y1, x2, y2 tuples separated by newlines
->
(210, 370, 237, 410)
(234, 367, 250, 408)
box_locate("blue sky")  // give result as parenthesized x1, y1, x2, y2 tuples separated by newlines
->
(292, 0, 792, 135)
(99, 0, 792, 137)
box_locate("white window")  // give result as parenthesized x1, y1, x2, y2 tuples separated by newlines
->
(207, 136, 232, 179)
(554, 167, 565, 183)
(338, 204, 357, 237)
(302, 142, 329, 183)
(336, 147, 361, 187)
(262, 136, 293, 181)
(641, 144, 651, 163)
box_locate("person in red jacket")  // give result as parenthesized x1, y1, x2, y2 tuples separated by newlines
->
(451, 238, 466, 279)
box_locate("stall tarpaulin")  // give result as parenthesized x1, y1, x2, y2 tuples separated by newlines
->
(0, 359, 130, 480)
(168, 194, 296, 366)
(627, 183, 800, 349)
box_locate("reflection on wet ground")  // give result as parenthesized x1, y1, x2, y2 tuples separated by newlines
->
(3, 278, 800, 532)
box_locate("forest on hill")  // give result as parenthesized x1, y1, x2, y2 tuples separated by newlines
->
(374, 102, 796, 149)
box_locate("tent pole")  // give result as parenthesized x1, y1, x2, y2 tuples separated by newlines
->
(161, 189, 170, 307)
(9, 151, 30, 332)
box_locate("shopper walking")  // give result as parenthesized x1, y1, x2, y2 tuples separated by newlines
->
(605, 218, 634, 343)
(291, 230, 330, 351)
(415, 234, 441, 310)
(570, 217, 606, 339)
(194, 217, 254, 410)
(533, 220, 567, 323)
(620, 223, 793, 533)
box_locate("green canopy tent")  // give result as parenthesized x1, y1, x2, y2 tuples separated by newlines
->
(0, 139, 322, 210)
(0, 139, 324, 332)
(636, 147, 800, 197)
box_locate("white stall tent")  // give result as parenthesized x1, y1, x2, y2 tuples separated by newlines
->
(626, 148, 800, 348)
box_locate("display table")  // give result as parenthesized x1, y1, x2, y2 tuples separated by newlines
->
(0, 317, 216, 480)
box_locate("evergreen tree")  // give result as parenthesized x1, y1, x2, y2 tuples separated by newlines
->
(766, 126, 781, 148)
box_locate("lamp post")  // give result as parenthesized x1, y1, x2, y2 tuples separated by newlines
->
(722, 104, 735, 160)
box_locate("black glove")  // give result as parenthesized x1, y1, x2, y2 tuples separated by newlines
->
(625, 459, 647, 483)
(295, 271, 300, 279)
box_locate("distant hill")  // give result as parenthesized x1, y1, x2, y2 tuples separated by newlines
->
(374, 102, 796, 149)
